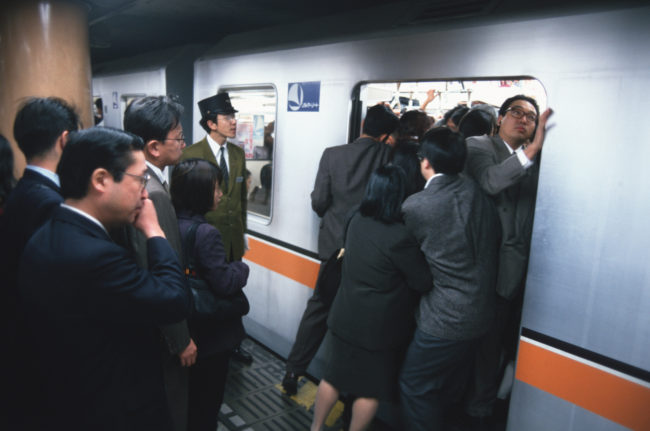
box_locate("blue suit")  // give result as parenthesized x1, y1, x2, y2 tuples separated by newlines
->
(18, 206, 192, 430)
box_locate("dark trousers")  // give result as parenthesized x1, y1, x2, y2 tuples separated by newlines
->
(465, 294, 522, 417)
(162, 347, 189, 431)
(399, 329, 475, 431)
(285, 277, 330, 375)
(187, 351, 231, 431)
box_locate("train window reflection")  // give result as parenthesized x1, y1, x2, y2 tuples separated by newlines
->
(357, 78, 546, 134)
(222, 86, 276, 219)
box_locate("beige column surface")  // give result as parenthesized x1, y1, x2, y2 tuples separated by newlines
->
(0, 0, 92, 177)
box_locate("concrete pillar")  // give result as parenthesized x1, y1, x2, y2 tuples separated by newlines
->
(0, 0, 92, 177)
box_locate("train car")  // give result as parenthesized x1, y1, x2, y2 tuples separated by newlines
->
(93, 3, 650, 429)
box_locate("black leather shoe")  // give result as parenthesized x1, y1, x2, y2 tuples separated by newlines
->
(231, 346, 253, 364)
(282, 372, 299, 395)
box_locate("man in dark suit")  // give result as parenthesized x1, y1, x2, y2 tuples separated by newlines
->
(399, 128, 500, 430)
(463, 95, 553, 422)
(123, 95, 196, 431)
(181, 92, 252, 363)
(0, 97, 79, 427)
(18, 127, 192, 431)
(282, 104, 398, 394)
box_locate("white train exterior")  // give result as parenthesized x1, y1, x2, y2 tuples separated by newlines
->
(93, 5, 650, 430)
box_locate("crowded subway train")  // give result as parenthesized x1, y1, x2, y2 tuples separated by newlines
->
(50, 2, 650, 430)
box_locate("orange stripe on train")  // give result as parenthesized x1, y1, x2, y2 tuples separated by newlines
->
(516, 339, 650, 430)
(245, 237, 320, 289)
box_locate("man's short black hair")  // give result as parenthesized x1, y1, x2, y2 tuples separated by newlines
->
(58, 128, 144, 200)
(498, 95, 540, 123)
(420, 127, 467, 175)
(362, 104, 399, 138)
(13, 97, 79, 161)
(171, 158, 223, 215)
(360, 164, 406, 223)
(124, 95, 183, 142)
(458, 109, 495, 138)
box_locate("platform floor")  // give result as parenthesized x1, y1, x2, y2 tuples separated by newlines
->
(217, 338, 508, 431)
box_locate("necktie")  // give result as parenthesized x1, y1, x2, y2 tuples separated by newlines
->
(162, 180, 169, 194)
(220, 146, 229, 189)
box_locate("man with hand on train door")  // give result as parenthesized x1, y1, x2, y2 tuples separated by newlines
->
(182, 92, 253, 364)
(463, 95, 553, 426)
(282, 104, 398, 395)
(121, 95, 196, 431)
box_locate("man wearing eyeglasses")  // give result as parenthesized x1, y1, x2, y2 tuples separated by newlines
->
(463, 95, 553, 426)
(18, 128, 191, 430)
(122, 95, 196, 431)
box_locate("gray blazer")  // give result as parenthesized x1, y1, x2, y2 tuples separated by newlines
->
(402, 174, 500, 341)
(311, 136, 390, 259)
(464, 135, 539, 300)
(128, 166, 191, 354)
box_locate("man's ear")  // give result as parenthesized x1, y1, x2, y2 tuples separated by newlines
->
(206, 118, 218, 131)
(90, 168, 111, 194)
(57, 130, 70, 152)
(146, 139, 161, 158)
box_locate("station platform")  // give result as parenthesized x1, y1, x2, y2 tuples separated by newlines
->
(218, 338, 508, 431)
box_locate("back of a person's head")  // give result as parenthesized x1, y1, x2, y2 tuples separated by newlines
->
(58, 128, 144, 200)
(458, 109, 496, 138)
(13, 97, 79, 161)
(0, 134, 16, 204)
(360, 164, 406, 223)
(420, 127, 467, 175)
(124, 95, 183, 142)
(362, 104, 399, 138)
(398, 110, 433, 140)
(171, 158, 222, 215)
(449, 106, 470, 127)
(391, 141, 425, 198)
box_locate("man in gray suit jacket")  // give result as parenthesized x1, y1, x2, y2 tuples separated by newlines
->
(399, 128, 500, 430)
(122, 96, 196, 431)
(463, 95, 553, 421)
(282, 104, 398, 394)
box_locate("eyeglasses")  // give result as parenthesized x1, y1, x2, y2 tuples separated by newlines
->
(164, 135, 185, 142)
(123, 172, 150, 190)
(219, 114, 237, 121)
(506, 107, 537, 123)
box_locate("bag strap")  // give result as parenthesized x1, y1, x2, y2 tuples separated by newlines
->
(183, 222, 201, 276)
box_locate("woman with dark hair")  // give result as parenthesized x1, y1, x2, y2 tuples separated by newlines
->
(311, 165, 432, 431)
(0, 134, 16, 215)
(171, 158, 250, 431)
(391, 141, 425, 198)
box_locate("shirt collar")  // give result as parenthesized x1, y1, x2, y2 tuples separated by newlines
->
(206, 134, 227, 159)
(424, 172, 444, 189)
(500, 138, 515, 154)
(145, 160, 167, 184)
(61, 203, 108, 235)
(25, 165, 60, 187)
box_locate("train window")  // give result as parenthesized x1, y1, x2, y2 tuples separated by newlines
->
(355, 79, 546, 136)
(221, 86, 276, 219)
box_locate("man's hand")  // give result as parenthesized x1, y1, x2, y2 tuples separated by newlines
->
(524, 108, 554, 160)
(179, 338, 197, 367)
(134, 198, 165, 239)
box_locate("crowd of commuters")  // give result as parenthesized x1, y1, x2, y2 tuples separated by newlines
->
(0, 91, 551, 430)
(285, 96, 552, 431)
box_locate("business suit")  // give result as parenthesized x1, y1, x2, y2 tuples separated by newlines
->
(465, 135, 539, 300)
(18, 206, 191, 431)
(0, 168, 63, 427)
(311, 136, 391, 260)
(323, 212, 432, 399)
(181, 138, 247, 261)
(285, 136, 391, 378)
(399, 174, 500, 430)
(121, 165, 191, 431)
(463, 134, 539, 417)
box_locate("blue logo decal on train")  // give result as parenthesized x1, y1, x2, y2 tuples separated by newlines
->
(287, 81, 320, 112)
